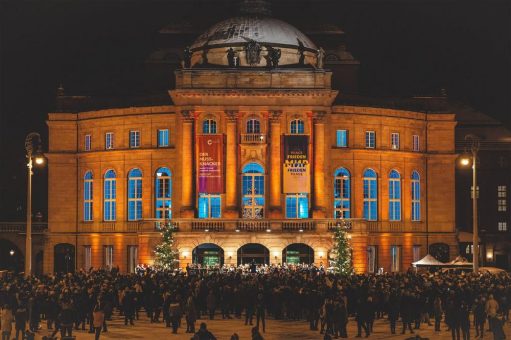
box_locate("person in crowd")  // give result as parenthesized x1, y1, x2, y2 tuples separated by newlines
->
(473, 297, 486, 338)
(1, 305, 14, 340)
(192, 322, 217, 340)
(15, 304, 27, 340)
(460, 300, 470, 340)
(433, 295, 443, 332)
(92, 304, 105, 340)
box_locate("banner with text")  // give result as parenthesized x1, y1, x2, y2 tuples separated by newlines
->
(283, 135, 310, 193)
(197, 135, 224, 193)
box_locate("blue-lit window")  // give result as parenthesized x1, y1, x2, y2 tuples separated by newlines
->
(103, 170, 116, 221)
(388, 170, 401, 221)
(285, 194, 308, 219)
(155, 167, 172, 219)
(363, 169, 377, 220)
(85, 134, 91, 151)
(411, 171, 421, 221)
(246, 119, 261, 134)
(242, 163, 265, 218)
(129, 130, 140, 148)
(203, 119, 217, 134)
(84, 171, 93, 221)
(198, 194, 221, 218)
(105, 132, 114, 150)
(290, 119, 305, 134)
(391, 133, 400, 150)
(127, 168, 142, 221)
(365, 131, 375, 148)
(336, 130, 348, 147)
(334, 167, 350, 218)
(158, 129, 169, 147)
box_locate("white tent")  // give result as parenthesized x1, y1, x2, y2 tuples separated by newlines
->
(448, 256, 473, 267)
(412, 254, 446, 267)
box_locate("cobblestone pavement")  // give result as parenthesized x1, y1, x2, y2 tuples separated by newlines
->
(34, 314, 510, 340)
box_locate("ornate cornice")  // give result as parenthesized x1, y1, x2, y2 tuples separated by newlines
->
(173, 89, 337, 98)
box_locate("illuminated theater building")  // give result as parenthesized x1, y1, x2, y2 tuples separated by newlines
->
(45, 5, 458, 274)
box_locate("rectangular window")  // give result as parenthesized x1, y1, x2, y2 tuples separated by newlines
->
(105, 132, 114, 150)
(498, 185, 507, 197)
(367, 246, 377, 273)
(390, 245, 401, 272)
(365, 131, 375, 148)
(413, 245, 421, 263)
(129, 130, 140, 148)
(198, 194, 221, 218)
(498, 200, 507, 212)
(285, 194, 309, 219)
(470, 186, 479, 199)
(104, 245, 113, 268)
(391, 132, 400, 150)
(85, 134, 91, 151)
(413, 135, 420, 152)
(498, 222, 508, 231)
(336, 130, 348, 147)
(128, 245, 138, 274)
(84, 245, 92, 270)
(158, 129, 169, 147)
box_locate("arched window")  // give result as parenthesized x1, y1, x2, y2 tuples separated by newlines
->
(411, 171, 421, 221)
(202, 119, 217, 134)
(388, 170, 401, 221)
(84, 171, 93, 221)
(290, 119, 305, 134)
(363, 169, 377, 221)
(242, 163, 265, 218)
(334, 168, 350, 218)
(155, 167, 172, 219)
(103, 170, 116, 221)
(246, 119, 261, 134)
(127, 169, 142, 221)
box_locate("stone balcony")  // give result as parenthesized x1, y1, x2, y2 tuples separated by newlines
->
(366, 221, 427, 233)
(240, 133, 266, 144)
(0, 222, 48, 234)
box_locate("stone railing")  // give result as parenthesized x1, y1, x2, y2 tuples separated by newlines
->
(0, 222, 48, 233)
(240, 133, 266, 144)
(366, 221, 426, 233)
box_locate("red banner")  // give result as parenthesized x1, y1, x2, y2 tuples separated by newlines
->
(197, 135, 224, 193)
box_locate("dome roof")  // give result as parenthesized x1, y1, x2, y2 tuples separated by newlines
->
(190, 16, 317, 51)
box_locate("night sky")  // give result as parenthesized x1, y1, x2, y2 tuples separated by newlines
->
(0, 0, 510, 220)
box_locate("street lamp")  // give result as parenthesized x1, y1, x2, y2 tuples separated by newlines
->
(25, 132, 45, 277)
(458, 134, 480, 273)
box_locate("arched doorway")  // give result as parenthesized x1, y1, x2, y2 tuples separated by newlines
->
(0, 239, 24, 272)
(192, 243, 224, 267)
(54, 243, 75, 273)
(429, 243, 450, 263)
(237, 243, 269, 265)
(282, 243, 314, 264)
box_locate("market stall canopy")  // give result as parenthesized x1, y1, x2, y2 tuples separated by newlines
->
(448, 256, 473, 267)
(412, 254, 447, 267)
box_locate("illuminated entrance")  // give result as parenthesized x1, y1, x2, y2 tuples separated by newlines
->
(192, 243, 224, 266)
(237, 243, 270, 265)
(282, 243, 314, 264)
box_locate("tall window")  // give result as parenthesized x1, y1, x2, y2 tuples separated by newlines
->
(128, 245, 138, 274)
(413, 135, 420, 151)
(198, 194, 221, 218)
(84, 245, 92, 270)
(336, 130, 348, 147)
(290, 119, 305, 134)
(498, 185, 507, 212)
(246, 119, 261, 133)
(103, 170, 116, 221)
(84, 171, 93, 221)
(104, 245, 113, 268)
(127, 168, 142, 221)
(413, 245, 421, 263)
(158, 129, 169, 147)
(498, 222, 508, 231)
(367, 246, 377, 273)
(363, 169, 377, 220)
(85, 134, 91, 151)
(105, 132, 114, 149)
(388, 170, 401, 221)
(155, 167, 172, 219)
(202, 119, 217, 134)
(334, 168, 350, 218)
(285, 194, 309, 218)
(390, 245, 401, 272)
(365, 131, 375, 148)
(242, 163, 265, 218)
(129, 130, 140, 148)
(391, 133, 400, 150)
(411, 171, 421, 221)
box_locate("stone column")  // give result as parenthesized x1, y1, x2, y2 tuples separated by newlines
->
(269, 111, 282, 217)
(313, 111, 326, 217)
(180, 110, 194, 217)
(225, 111, 238, 218)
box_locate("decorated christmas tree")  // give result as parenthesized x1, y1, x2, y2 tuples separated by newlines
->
(154, 222, 179, 270)
(331, 224, 354, 275)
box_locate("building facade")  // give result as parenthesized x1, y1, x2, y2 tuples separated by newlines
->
(44, 10, 458, 274)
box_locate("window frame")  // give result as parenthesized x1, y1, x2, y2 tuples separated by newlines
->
(363, 169, 378, 221)
(290, 119, 305, 134)
(388, 170, 401, 221)
(242, 163, 265, 219)
(155, 168, 172, 219)
(84, 171, 93, 221)
(129, 130, 140, 148)
(285, 193, 309, 219)
(391, 132, 400, 150)
(246, 119, 261, 134)
(127, 169, 143, 221)
(157, 129, 170, 147)
(85, 134, 91, 151)
(411, 171, 421, 221)
(336, 129, 348, 148)
(334, 168, 351, 218)
(104, 245, 114, 268)
(103, 170, 116, 221)
(198, 194, 222, 218)
(365, 131, 376, 148)
(390, 245, 401, 272)
(105, 132, 114, 150)
(412, 135, 420, 152)
(202, 119, 217, 134)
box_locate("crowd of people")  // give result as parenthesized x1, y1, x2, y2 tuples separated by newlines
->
(0, 263, 509, 340)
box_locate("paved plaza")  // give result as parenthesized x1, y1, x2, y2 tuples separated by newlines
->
(33, 313, 510, 339)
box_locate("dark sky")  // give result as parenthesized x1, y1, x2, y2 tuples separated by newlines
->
(0, 0, 510, 220)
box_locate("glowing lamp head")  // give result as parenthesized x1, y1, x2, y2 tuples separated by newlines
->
(9, 249, 15, 256)
(34, 154, 45, 165)
(460, 158, 470, 166)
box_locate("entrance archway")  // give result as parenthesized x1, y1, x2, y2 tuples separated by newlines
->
(192, 243, 224, 267)
(282, 243, 314, 264)
(0, 239, 24, 272)
(237, 243, 269, 265)
(54, 243, 75, 273)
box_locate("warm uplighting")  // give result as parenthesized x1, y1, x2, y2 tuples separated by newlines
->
(235, 229, 240, 232)
(204, 229, 209, 232)
(182, 251, 189, 259)
(486, 250, 493, 261)
(266, 228, 271, 232)
(227, 251, 233, 259)
(299, 229, 304, 232)
(318, 251, 324, 259)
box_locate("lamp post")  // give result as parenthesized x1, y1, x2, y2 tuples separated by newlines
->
(458, 134, 480, 273)
(25, 132, 45, 277)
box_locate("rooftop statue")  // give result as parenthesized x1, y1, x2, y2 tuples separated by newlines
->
(183, 47, 192, 68)
(316, 47, 325, 69)
(243, 37, 262, 66)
